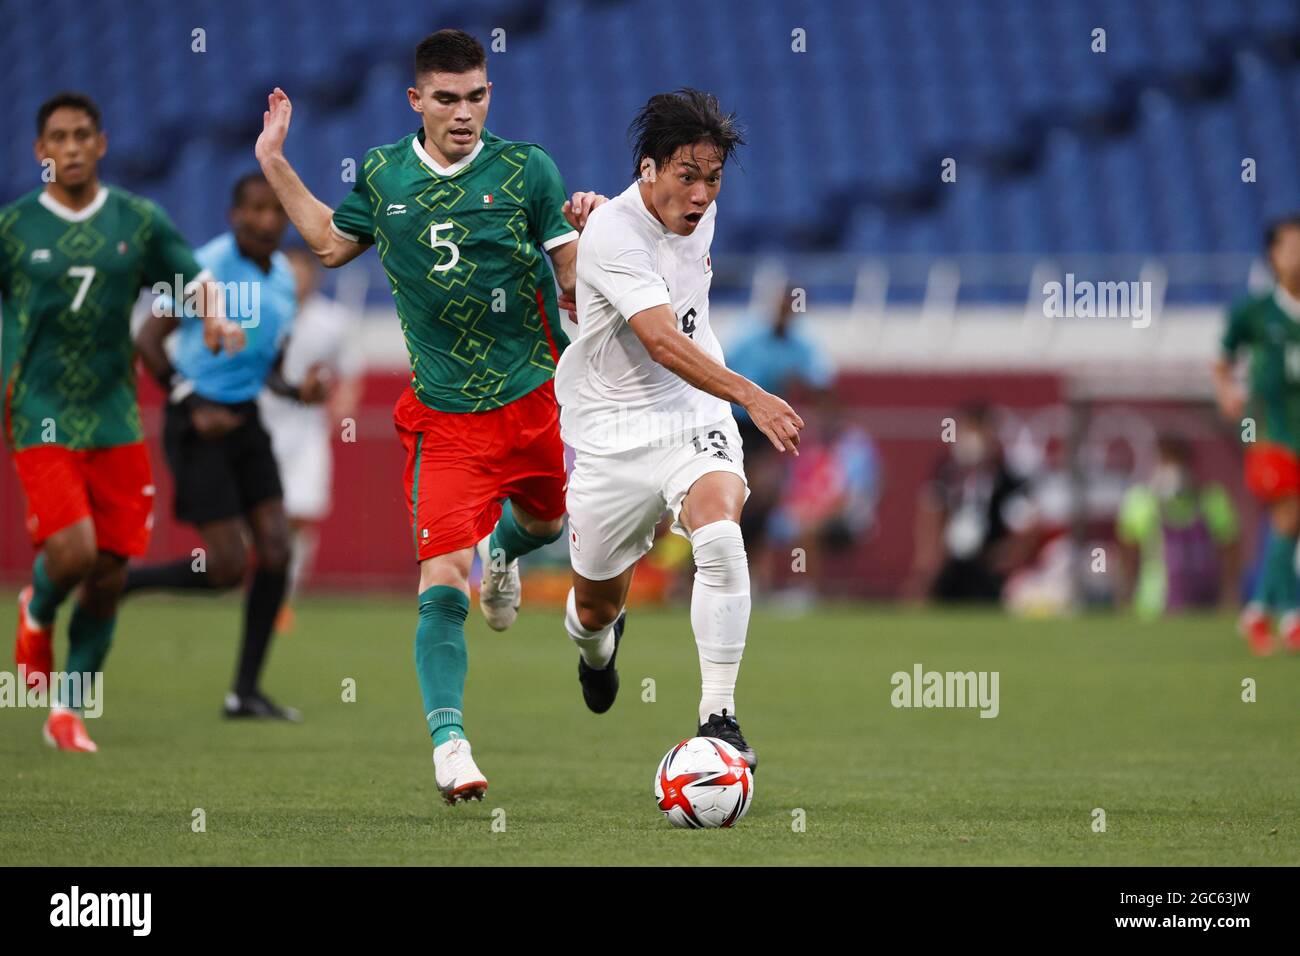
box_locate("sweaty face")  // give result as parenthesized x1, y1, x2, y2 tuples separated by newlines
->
(409, 68, 490, 166)
(1270, 225, 1300, 290)
(230, 182, 289, 262)
(645, 143, 724, 236)
(35, 107, 106, 190)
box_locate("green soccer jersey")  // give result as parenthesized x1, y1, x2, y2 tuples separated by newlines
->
(1222, 291, 1300, 451)
(331, 127, 576, 413)
(0, 185, 204, 451)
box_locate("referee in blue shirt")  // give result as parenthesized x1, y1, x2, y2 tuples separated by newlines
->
(128, 173, 328, 719)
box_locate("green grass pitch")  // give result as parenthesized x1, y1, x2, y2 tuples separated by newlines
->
(2, 595, 1297, 865)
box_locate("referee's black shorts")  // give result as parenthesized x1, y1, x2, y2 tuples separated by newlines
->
(162, 398, 283, 526)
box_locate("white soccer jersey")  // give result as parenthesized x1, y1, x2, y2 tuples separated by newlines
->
(554, 181, 729, 454)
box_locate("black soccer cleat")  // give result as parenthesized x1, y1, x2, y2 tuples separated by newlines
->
(223, 691, 301, 722)
(577, 612, 625, 714)
(698, 708, 757, 773)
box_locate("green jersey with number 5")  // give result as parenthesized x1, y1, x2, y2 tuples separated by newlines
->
(331, 128, 576, 413)
(0, 185, 205, 451)
(1222, 291, 1300, 451)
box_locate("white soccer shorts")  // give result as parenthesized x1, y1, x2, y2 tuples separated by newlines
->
(565, 415, 749, 581)
(269, 421, 333, 521)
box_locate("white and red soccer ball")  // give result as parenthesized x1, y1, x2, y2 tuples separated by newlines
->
(654, 736, 754, 829)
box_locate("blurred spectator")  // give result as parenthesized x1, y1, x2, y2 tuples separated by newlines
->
(260, 247, 365, 630)
(726, 283, 834, 577)
(905, 403, 1038, 603)
(1115, 435, 1239, 619)
(763, 399, 880, 599)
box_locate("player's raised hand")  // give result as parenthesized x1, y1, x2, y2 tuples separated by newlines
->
(562, 191, 607, 232)
(255, 87, 293, 162)
(744, 388, 805, 455)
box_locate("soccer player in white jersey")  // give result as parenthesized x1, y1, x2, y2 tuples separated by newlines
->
(554, 90, 804, 770)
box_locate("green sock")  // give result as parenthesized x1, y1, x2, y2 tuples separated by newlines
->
(59, 603, 114, 710)
(29, 553, 70, 626)
(1265, 532, 1299, 614)
(487, 502, 562, 566)
(415, 586, 469, 747)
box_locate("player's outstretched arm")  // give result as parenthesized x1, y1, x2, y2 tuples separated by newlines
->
(628, 305, 804, 454)
(255, 88, 367, 269)
(1211, 356, 1245, 423)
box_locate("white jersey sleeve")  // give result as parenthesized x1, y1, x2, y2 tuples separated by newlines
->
(578, 230, 671, 322)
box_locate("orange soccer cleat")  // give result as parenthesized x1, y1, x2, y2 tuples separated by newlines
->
(15, 586, 54, 690)
(43, 709, 98, 753)
(1282, 614, 1300, 655)
(1239, 604, 1275, 657)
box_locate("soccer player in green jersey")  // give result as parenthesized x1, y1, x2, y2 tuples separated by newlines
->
(255, 30, 604, 803)
(1214, 215, 1300, 655)
(3, 92, 241, 750)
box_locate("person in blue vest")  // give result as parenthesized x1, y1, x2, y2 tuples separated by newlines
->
(127, 172, 329, 719)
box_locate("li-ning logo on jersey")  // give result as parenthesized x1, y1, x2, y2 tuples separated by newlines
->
(386, 203, 408, 216)
(30, 249, 51, 262)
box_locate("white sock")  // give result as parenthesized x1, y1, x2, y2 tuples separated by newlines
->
(689, 520, 750, 725)
(699, 657, 740, 724)
(565, 588, 616, 669)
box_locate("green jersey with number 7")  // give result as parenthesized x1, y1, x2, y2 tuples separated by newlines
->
(331, 127, 576, 413)
(0, 185, 207, 451)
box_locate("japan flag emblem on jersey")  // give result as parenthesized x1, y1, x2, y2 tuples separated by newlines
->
(703, 254, 711, 275)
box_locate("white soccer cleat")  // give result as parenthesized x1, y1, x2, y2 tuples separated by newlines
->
(476, 534, 521, 631)
(433, 737, 488, 805)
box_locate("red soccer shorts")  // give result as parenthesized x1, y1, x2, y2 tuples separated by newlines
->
(10, 441, 155, 556)
(1244, 442, 1300, 502)
(394, 381, 567, 561)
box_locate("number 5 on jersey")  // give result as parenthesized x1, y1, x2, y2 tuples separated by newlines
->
(431, 222, 460, 273)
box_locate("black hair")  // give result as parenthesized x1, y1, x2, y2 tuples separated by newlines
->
(1265, 214, 1300, 252)
(628, 88, 744, 180)
(415, 29, 486, 80)
(231, 171, 270, 208)
(36, 91, 101, 136)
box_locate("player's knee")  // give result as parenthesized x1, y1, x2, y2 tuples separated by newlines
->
(575, 594, 620, 632)
(46, 534, 97, 585)
(256, 534, 292, 575)
(690, 520, 750, 591)
(520, 513, 564, 540)
(205, 548, 248, 589)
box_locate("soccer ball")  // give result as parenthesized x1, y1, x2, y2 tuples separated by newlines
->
(654, 736, 754, 829)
